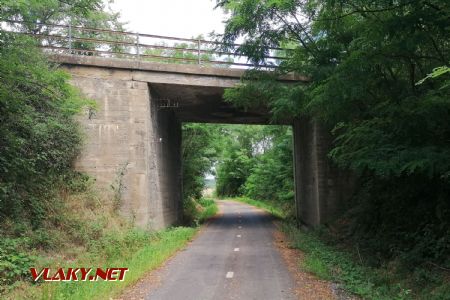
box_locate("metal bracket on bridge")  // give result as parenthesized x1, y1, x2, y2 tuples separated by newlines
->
(156, 98, 179, 109)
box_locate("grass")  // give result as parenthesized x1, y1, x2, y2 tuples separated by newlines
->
(196, 198, 219, 223)
(4, 225, 198, 300)
(38, 227, 197, 300)
(281, 221, 414, 300)
(2, 184, 218, 299)
(183, 197, 218, 226)
(223, 196, 286, 219)
(226, 197, 450, 300)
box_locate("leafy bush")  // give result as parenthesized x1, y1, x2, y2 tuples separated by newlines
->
(0, 33, 91, 227)
(0, 238, 36, 294)
(183, 198, 218, 226)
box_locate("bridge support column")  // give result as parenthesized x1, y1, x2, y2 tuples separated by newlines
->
(148, 90, 183, 228)
(293, 118, 353, 227)
(68, 67, 182, 230)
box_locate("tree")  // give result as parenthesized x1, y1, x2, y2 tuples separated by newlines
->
(182, 123, 219, 201)
(143, 35, 234, 66)
(0, 0, 101, 227)
(215, 0, 450, 267)
(1, 0, 129, 53)
(244, 126, 294, 206)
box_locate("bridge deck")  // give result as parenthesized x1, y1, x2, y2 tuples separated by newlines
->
(54, 54, 306, 124)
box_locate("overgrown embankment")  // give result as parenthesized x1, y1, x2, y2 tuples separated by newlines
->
(1, 175, 217, 300)
(0, 23, 218, 300)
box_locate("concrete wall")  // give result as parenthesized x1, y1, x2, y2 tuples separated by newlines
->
(67, 66, 182, 230)
(293, 118, 354, 226)
(60, 56, 353, 230)
(149, 89, 183, 227)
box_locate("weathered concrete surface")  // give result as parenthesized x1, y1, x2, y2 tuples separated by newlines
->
(52, 54, 307, 81)
(58, 54, 350, 229)
(293, 118, 354, 226)
(68, 70, 182, 229)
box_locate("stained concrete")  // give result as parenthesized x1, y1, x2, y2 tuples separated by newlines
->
(57, 54, 351, 229)
(293, 118, 355, 226)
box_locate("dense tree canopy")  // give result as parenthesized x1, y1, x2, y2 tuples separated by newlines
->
(215, 0, 450, 267)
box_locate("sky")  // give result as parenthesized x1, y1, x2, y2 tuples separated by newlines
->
(109, 0, 228, 39)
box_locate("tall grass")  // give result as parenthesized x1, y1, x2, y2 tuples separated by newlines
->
(223, 196, 285, 219)
(39, 227, 196, 300)
(2, 182, 218, 299)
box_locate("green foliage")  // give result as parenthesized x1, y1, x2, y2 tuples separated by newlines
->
(216, 125, 268, 196)
(0, 238, 36, 294)
(227, 197, 286, 219)
(1, 0, 128, 53)
(302, 255, 331, 280)
(144, 36, 234, 66)
(182, 124, 219, 201)
(183, 197, 218, 226)
(0, 33, 90, 225)
(181, 123, 295, 218)
(214, 125, 294, 212)
(38, 227, 196, 300)
(216, 0, 450, 277)
(282, 221, 450, 300)
(244, 126, 294, 205)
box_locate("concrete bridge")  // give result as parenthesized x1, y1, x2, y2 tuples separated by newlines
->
(54, 54, 353, 229)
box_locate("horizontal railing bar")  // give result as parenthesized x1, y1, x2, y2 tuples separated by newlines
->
(137, 43, 286, 60)
(41, 45, 277, 68)
(13, 31, 136, 46)
(8, 31, 287, 60)
(2, 19, 285, 68)
(1, 19, 285, 51)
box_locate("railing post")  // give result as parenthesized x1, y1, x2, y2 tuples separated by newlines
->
(68, 19, 72, 53)
(136, 33, 140, 60)
(197, 38, 201, 65)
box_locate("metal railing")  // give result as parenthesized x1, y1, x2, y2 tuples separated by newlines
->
(1, 20, 287, 69)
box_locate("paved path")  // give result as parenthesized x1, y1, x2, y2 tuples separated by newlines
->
(146, 200, 296, 300)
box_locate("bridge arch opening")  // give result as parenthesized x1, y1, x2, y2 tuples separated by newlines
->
(180, 122, 296, 223)
(62, 56, 352, 230)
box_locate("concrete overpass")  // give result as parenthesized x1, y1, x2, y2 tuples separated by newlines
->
(54, 54, 353, 229)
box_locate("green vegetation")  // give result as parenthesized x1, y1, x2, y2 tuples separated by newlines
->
(1, 0, 449, 298)
(226, 197, 285, 219)
(234, 197, 450, 299)
(0, 33, 87, 228)
(180, 123, 294, 216)
(282, 221, 450, 300)
(211, 0, 450, 297)
(143, 36, 234, 66)
(0, 1, 218, 299)
(215, 125, 294, 209)
(183, 197, 218, 226)
(4, 223, 196, 300)
(0, 169, 204, 299)
(38, 227, 196, 300)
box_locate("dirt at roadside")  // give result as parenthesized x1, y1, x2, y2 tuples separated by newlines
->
(273, 227, 336, 300)
(273, 224, 359, 300)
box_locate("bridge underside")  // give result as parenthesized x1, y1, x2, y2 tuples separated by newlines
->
(59, 55, 353, 229)
(151, 83, 277, 124)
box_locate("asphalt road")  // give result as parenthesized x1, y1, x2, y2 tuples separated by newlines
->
(146, 200, 296, 300)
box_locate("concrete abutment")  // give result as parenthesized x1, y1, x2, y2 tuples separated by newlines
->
(60, 55, 353, 229)
(293, 118, 354, 226)
(69, 67, 182, 229)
